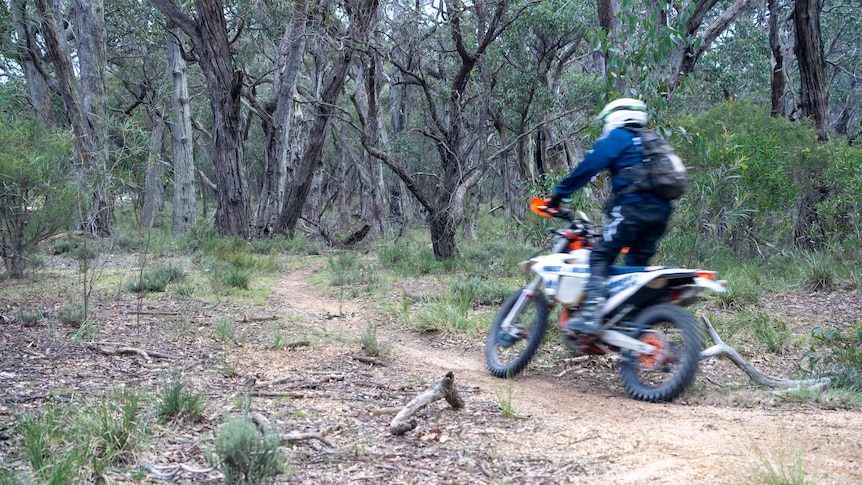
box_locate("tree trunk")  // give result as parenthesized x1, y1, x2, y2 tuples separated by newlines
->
(140, 117, 166, 230)
(768, 0, 787, 118)
(167, 23, 197, 233)
(151, 0, 250, 238)
(794, 0, 829, 142)
(255, 0, 311, 237)
(274, 0, 380, 235)
(10, 0, 56, 126)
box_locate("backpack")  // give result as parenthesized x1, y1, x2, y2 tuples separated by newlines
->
(618, 127, 689, 201)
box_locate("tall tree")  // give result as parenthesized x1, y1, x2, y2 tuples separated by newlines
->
(150, 0, 250, 238)
(360, 0, 515, 259)
(793, 0, 829, 142)
(272, 0, 381, 236)
(166, 22, 197, 233)
(32, 0, 114, 237)
(252, 0, 312, 237)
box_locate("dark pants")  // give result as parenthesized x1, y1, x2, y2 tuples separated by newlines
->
(589, 200, 671, 280)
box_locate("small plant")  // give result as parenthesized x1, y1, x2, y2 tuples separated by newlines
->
(126, 263, 186, 293)
(157, 374, 207, 423)
(14, 306, 44, 326)
(58, 302, 86, 326)
(215, 317, 236, 343)
(493, 379, 517, 418)
(213, 417, 284, 484)
(805, 325, 862, 389)
(798, 252, 839, 292)
(171, 282, 195, 297)
(326, 252, 364, 287)
(83, 388, 146, 476)
(751, 312, 790, 353)
(748, 437, 810, 485)
(360, 322, 390, 358)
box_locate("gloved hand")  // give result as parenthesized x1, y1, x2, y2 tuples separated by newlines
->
(545, 193, 563, 209)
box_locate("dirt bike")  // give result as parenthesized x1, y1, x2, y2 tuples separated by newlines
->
(485, 198, 726, 402)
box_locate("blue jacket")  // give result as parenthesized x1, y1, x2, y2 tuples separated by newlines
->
(553, 128, 670, 206)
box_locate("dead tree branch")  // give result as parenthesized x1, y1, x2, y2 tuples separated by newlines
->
(699, 316, 830, 391)
(390, 371, 465, 435)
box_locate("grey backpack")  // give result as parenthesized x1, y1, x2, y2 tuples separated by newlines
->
(618, 128, 689, 201)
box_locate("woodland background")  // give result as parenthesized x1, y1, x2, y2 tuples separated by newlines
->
(1, 0, 861, 275)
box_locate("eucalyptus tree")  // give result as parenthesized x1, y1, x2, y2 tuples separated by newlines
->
(16, 0, 116, 237)
(601, 0, 757, 103)
(358, 0, 527, 259)
(269, 0, 381, 236)
(150, 0, 251, 238)
(6, 1, 56, 126)
(490, 0, 595, 194)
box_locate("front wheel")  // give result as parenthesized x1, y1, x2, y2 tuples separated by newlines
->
(485, 289, 550, 378)
(618, 304, 702, 403)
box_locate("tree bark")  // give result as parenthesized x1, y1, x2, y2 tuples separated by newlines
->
(166, 23, 197, 233)
(140, 117, 166, 230)
(254, 0, 311, 237)
(793, 0, 829, 142)
(273, 0, 380, 235)
(768, 0, 788, 118)
(10, 0, 56, 126)
(151, 0, 250, 238)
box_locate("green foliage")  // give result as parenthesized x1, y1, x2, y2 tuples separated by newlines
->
(215, 317, 236, 343)
(360, 322, 390, 358)
(58, 302, 86, 326)
(126, 263, 187, 293)
(157, 374, 207, 423)
(377, 240, 442, 276)
(805, 326, 862, 389)
(669, 101, 862, 258)
(0, 117, 76, 277)
(12, 389, 147, 483)
(750, 312, 790, 354)
(213, 417, 284, 485)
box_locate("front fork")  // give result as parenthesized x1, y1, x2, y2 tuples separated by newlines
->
(500, 275, 544, 336)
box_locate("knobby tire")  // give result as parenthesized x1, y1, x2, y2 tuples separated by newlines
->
(485, 289, 549, 378)
(618, 304, 702, 403)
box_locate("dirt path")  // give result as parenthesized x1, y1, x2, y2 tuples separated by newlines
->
(269, 263, 862, 484)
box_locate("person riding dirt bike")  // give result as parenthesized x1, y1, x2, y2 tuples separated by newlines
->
(544, 98, 672, 337)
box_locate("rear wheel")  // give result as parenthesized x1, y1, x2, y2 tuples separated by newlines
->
(618, 304, 702, 402)
(485, 289, 549, 378)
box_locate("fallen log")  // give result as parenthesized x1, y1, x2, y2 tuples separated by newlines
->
(389, 371, 465, 435)
(699, 316, 830, 391)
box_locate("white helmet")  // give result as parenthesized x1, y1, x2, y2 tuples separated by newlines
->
(597, 98, 648, 135)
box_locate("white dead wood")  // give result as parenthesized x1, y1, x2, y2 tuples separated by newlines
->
(699, 316, 830, 391)
(251, 411, 334, 448)
(86, 342, 179, 361)
(390, 371, 465, 435)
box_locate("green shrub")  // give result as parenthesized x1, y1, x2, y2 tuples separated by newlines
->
(806, 325, 862, 389)
(126, 263, 186, 293)
(214, 417, 284, 484)
(0, 117, 77, 278)
(58, 302, 86, 326)
(157, 374, 207, 423)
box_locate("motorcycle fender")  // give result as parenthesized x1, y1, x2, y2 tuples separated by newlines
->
(694, 276, 727, 293)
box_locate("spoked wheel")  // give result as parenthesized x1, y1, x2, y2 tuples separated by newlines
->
(618, 304, 702, 403)
(485, 289, 549, 378)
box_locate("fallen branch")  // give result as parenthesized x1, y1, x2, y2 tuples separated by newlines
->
(699, 316, 830, 390)
(251, 411, 334, 448)
(389, 371, 465, 435)
(87, 342, 179, 360)
(146, 462, 214, 479)
(353, 355, 386, 366)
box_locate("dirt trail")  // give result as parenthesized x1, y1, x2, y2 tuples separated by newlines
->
(271, 264, 862, 484)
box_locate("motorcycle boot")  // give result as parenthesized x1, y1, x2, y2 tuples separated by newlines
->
(565, 276, 608, 337)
